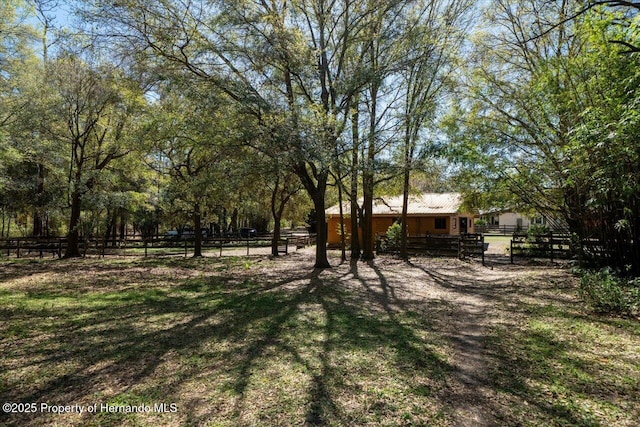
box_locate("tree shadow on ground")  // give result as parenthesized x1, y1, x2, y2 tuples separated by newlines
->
(403, 255, 639, 427)
(1, 254, 452, 426)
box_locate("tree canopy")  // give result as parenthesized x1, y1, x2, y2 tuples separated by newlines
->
(0, 0, 638, 275)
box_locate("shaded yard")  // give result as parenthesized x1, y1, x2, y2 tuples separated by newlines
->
(1, 249, 638, 426)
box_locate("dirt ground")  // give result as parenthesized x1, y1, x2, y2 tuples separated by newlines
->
(261, 243, 580, 426)
(317, 241, 603, 426)
(3, 241, 637, 426)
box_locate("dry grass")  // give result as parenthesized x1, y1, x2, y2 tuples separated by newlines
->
(1, 250, 638, 426)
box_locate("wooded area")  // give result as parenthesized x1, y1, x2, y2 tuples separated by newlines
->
(1, 0, 639, 275)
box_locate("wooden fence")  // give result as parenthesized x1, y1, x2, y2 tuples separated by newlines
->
(510, 233, 572, 263)
(1, 237, 65, 258)
(510, 233, 611, 265)
(376, 233, 486, 265)
(476, 225, 528, 235)
(0, 234, 316, 259)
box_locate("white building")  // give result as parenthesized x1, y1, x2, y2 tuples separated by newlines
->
(480, 209, 548, 232)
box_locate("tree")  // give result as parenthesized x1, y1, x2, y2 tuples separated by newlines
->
(448, 0, 584, 226)
(448, 0, 640, 275)
(1, 1, 52, 237)
(264, 162, 304, 257)
(396, 0, 472, 259)
(532, 1, 640, 53)
(41, 54, 143, 257)
(80, 0, 389, 268)
(144, 79, 232, 257)
(30, 0, 63, 237)
(348, 0, 472, 260)
(564, 13, 640, 275)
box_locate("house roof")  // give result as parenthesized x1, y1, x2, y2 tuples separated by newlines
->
(326, 192, 465, 216)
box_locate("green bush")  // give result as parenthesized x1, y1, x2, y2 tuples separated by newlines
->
(578, 268, 640, 315)
(384, 222, 402, 250)
(527, 224, 549, 237)
(474, 219, 487, 227)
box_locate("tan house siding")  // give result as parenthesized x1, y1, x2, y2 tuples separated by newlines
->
(326, 193, 477, 246)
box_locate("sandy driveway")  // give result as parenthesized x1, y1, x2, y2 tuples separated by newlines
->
(280, 246, 573, 425)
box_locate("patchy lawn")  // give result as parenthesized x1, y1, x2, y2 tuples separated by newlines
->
(0, 250, 638, 426)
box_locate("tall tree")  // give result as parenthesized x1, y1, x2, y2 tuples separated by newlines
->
(1, 1, 44, 237)
(30, 0, 62, 237)
(81, 0, 385, 268)
(41, 54, 143, 257)
(396, 0, 472, 259)
(448, 0, 640, 275)
(144, 79, 231, 257)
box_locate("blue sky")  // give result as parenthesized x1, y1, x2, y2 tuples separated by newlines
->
(50, 1, 77, 30)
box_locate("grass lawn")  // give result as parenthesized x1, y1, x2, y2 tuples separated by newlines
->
(1, 251, 638, 426)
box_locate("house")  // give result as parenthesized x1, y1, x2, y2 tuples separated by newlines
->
(478, 209, 567, 233)
(480, 209, 534, 229)
(325, 192, 478, 246)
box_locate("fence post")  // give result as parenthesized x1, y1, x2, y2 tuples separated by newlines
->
(510, 239, 514, 264)
(549, 231, 554, 263)
(247, 238, 250, 256)
(285, 238, 289, 255)
(17, 239, 21, 258)
(481, 234, 485, 266)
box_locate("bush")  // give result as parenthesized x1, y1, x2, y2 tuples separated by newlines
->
(382, 222, 402, 251)
(578, 268, 640, 315)
(527, 224, 549, 237)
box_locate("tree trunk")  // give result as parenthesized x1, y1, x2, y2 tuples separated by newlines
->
(271, 211, 282, 257)
(193, 202, 202, 257)
(337, 177, 347, 262)
(64, 191, 82, 258)
(400, 124, 413, 259)
(362, 61, 378, 261)
(400, 165, 410, 259)
(361, 104, 376, 260)
(350, 103, 361, 259)
(33, 163, 46, 237)
(230, 208, 238, 236)
(297, 165, 331, 268)
(312, 192, 330, 268)
(33, 212, 43, 238)
(104, 209, 112, 248)
(361, 175, 374, 260)
(119, 210, 126, 239)
(110, 211, 118, 247)
(632, 196, 640, 277)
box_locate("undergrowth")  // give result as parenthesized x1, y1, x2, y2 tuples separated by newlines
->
(578, 268, 640, 315)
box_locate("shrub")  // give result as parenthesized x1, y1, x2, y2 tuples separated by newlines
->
(527, 224, 550, 237)
(474, 219, 487, 227)
(578, 268, 640, 315)
(385, 222, 402, 250)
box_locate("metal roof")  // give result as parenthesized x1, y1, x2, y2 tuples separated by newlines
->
(326, 192, 465, 216)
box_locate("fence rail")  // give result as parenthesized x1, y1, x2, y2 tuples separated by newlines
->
(0, 234, 316, 259)
(510, 233, 573, 263)
(509, 233, 611, 266)
(376, 233, 486, 265)
(476, 225, 570, 235)
(1, 237, 65, 258)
